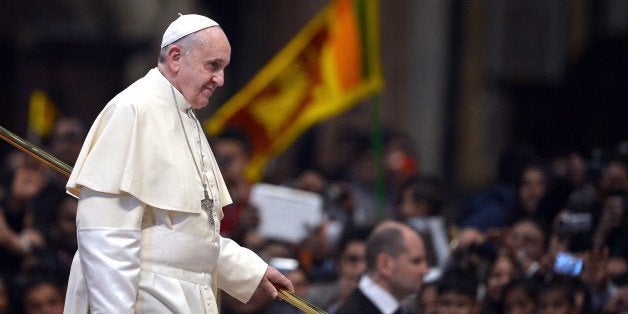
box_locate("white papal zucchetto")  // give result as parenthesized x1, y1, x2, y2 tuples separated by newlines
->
(161, 14, 219, 49)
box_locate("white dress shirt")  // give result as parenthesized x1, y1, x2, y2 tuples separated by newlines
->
(359, 274, 401, 314)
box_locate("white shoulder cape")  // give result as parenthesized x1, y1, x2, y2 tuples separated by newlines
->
(66, 68, 231, 212)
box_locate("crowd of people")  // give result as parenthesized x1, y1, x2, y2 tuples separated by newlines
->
(0, 115, 626, 313)
(0, 117, 84, 314)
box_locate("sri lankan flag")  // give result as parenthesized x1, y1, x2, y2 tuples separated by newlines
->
(205, 0, 384, 181)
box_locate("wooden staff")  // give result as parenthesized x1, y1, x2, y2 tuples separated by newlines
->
(0, 125, 72, 176)
(0, 124, 327, 314)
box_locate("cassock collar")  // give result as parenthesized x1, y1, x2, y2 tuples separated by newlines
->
(153, 68, 192, 112)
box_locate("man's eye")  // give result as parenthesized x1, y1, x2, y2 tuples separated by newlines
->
(207, 62, 219, 70)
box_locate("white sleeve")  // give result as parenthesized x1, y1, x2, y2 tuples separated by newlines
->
(76, 188, 144, 313)
(215, 237, 268, 303)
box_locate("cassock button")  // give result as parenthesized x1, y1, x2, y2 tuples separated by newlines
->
(203, 286, 208, 290)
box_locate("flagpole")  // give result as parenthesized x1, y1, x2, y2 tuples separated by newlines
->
(0, 124, 327, 314)
(371, 94, 387, 221)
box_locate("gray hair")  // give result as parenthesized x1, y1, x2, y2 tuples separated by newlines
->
(157, 32, 201, 64)
(365, 225, 407, 271)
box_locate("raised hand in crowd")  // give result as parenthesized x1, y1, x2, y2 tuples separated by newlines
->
(0, 209, 44, 256)
(580, 248, 609, 292)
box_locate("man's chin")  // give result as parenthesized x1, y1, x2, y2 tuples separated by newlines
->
(192, 99, 211, 109)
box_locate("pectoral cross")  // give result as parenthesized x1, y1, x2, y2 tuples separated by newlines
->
(201, 189, 215, 226)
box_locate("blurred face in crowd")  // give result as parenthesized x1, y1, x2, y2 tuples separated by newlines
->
(417, 284, 438, 314)
(486, 255, 517, 301)
(171, 27, 231, 109)
(552, 152, 587, 187)
(259, 242, 293, 261)
(51, 118, 85, 164)
(11, 156, 46, 200)
(537, 288, 573, 314)
(400, 188, 430, 218)
(23, 283, 64, 314)
(510, 220, 545, 261)
(598, 160, 627, 196)
(214, 138, 249, 183)
(350, 151, 377, 185)
(386, 228, 430, 300)
(519, 166, 547, 213)
(339, 240, 367, 282)
(566, 153, 587, 187)
(438, 291, 478, 314)
(503, 286, 535, 314)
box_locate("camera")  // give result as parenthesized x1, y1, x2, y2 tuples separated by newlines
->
(553, 251, 583, 277)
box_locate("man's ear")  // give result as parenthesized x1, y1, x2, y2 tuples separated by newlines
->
(375, 253, 394, 277)
(166, 45, 183, 73)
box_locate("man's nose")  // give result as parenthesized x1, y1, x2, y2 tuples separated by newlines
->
(213, 71, 225, 86)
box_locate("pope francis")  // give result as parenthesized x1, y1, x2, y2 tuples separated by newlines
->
(62, 14, 294, 313)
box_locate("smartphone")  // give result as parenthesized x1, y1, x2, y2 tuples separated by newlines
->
(553, 252, 583, 277)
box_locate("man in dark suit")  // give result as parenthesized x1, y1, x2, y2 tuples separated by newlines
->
(337, 221, 430, 314)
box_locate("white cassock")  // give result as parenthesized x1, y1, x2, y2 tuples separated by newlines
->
(63, 68, 268, 313)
